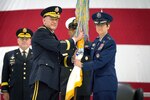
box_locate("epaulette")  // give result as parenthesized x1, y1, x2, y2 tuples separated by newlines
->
(38, 26, 46, 29)
(107, 36, 112, 40)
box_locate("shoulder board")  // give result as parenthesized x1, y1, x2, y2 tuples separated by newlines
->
(38, 26, 46, 29)
(106, 36, 112, 40)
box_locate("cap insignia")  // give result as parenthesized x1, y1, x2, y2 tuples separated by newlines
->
(97, 12, 101, 18)
(55, 7, 59, 13)
(23, 28, 27, 33)
(73, 19, 77, 24)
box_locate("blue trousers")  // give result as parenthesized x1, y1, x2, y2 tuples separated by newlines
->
(93, 91, 117, 100)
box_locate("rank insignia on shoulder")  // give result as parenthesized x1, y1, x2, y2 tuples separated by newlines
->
(38, 26, 46, 29)
(60, 41, 66, 44)
(107, 36, 112, 40)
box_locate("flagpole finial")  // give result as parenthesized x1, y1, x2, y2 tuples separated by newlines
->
(101, 9, 103, 12)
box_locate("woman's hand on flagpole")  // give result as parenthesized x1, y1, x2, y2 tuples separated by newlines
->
(74, 59, 83, 68)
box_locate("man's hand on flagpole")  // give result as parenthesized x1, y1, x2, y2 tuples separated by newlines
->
(72, 28, 84, 43)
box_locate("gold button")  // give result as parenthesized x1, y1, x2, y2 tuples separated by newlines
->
(23, 77, 26, 79)
(24, 67, 26, 70)
(70, 69, 72, 71)
(85, 56, 88, 60)
(24, 63, 26, 65)
(23, 72, 26, 75)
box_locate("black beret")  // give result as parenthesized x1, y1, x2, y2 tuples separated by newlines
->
(41, 6, 62, 18)
(16, 28, 33, 38)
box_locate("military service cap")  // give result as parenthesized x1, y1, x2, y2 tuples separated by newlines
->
(41, 6, 62, 18)
(92, 12, 113, 25)
(16, 28, 33, 38)
(65, 17, 78, 29)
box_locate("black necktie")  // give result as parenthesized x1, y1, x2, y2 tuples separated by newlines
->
(22, 51, 26, 60)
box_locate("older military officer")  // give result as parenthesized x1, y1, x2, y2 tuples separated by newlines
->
(1, 28, 33, 100)
(74, 11, 118, 100)
(29, 6, 84, 100)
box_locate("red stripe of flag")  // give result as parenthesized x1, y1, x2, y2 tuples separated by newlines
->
(0, 9, 150, 46)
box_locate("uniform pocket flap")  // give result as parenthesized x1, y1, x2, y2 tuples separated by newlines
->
(38, 60, 54, 68)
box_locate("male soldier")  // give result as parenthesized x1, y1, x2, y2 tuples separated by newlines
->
(29, 6, 84, 100)
(1, 28, 33, 100)
(60, 17, 92, 100)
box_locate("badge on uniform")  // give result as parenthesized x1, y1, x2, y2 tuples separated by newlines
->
(98, 43, 104, 50)
(96, 53, 100, 58)
(91, 43, 96, 49)
(9, 55, 15, 66)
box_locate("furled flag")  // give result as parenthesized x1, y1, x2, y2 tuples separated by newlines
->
(65, 0, 89, 100)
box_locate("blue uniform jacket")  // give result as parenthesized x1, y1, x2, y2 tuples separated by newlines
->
(83, 33, 118, 93)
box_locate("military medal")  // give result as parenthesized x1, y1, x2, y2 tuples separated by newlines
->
(9, 55, 15, 66)
(98, 43, 104, 50)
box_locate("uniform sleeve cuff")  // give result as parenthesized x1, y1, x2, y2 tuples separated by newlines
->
(72, 37, 76, 44)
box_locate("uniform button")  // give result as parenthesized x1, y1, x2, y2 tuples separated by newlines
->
(85, 56, 88, 61)
(24, 67, 26, 70)
(12, 69, 14, 72)
(46, 63, 48, 65)
(23, 77, 26, 80)
(24, 63, 26, 65)
(23, 72, 26, 75)
(70, 69, 72, 71)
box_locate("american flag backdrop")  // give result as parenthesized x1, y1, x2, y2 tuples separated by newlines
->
(0, 0, 150, 99)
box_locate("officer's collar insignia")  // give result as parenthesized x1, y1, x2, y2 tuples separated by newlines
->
(23, 28, 27, 33)
(55, 7, 59, 13)
(97, 12, 101, 18)
(96, 53, 100, 58)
